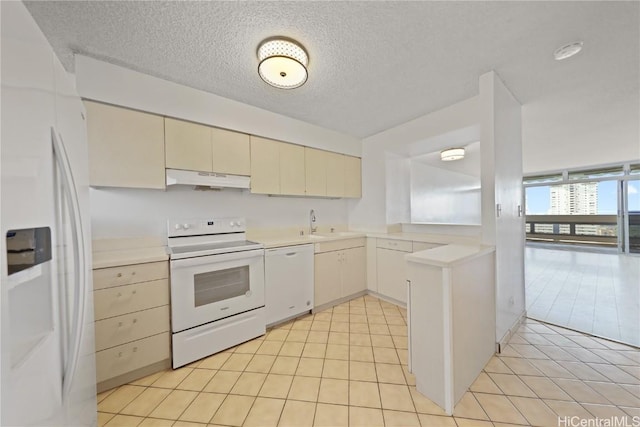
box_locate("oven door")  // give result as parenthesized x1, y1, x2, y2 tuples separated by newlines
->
(170, 249, 265, 332)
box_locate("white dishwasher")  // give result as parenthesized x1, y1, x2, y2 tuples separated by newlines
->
(265, 244, 314, 326)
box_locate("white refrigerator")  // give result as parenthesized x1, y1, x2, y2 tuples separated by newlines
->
(1, 2, 97, 425)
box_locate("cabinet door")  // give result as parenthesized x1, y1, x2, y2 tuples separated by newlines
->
(211, 127, 250, 175)
(280, 143, 306, 196)
(164, 118, 212, 172)
(250, 136, 280, 194)
(85, 101, 165, 189)
(342, 247, 366, 297)
(314, 251, 341, 306)
(376, 248, 407, 303)
(326, 152, 345, 197)
(344, 155, 362, 198)
(305, 147, 327, 196)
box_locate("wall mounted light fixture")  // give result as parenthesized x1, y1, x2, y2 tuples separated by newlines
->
(257, 38, 308, 89)
(440, 148, 465, 161)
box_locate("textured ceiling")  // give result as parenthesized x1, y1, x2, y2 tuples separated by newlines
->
(24, 1, 639, 148)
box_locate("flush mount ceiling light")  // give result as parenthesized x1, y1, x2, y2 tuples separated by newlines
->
(554, 41, 583, 61)
(440, 148, 465, 161)
(257, 38, 308, 89)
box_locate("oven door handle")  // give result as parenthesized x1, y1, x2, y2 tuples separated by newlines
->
(170, 248, 264, 269)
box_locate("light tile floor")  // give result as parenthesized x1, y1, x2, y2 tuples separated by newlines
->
(525, 246, 640, 347)
(98, 295, 640, 427)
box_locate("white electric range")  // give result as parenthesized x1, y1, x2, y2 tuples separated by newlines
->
(167, 217, 265, 368)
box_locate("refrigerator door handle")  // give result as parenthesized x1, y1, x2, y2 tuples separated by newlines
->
(52, 127, 87, 400)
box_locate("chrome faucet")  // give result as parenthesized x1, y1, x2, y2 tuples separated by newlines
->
(310, 209, 317, 234)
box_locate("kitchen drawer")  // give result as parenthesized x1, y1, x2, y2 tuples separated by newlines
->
(377, 238, 413, 252)
(93, 261, 168, 290)
(95, 305, 170, 351)
(314, 237, 365, 254)
(94, 279, 169, 320)
(412, 242, 441, 252)
(95, 332, 170, 383)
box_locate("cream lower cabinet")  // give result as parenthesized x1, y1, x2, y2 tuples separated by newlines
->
(376, 239, 442, 304)
(314, 252, 342, 307)
(377, 247, 410, 304)
(314, 238, 366, 308)
(93, 260, 170, 392)
(85, 101, 166, 189)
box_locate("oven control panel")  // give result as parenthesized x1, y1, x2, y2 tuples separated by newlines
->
(168, 217, 246, 237)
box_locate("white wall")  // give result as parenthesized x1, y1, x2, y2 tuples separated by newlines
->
(385, 154, 411, 224)
(479, 71, 525, 344)
(522, 104, 640, 174)
(410, 161, 481, 225)
(75, 55, 361, 156)
(90, 186, 349, 239)
(349, 96, 481, 232)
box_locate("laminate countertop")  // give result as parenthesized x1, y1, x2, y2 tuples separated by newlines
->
(406, 244, 495, 268)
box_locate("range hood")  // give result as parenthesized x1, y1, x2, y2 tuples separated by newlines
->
(166, 169, 250, 189)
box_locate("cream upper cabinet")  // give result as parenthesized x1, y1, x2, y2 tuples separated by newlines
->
(166, 118, 250, 176)
(326, 152, 345, 198)
(250, 136, 280, 194)
(164, 118, 212, 172)
(305, 147, 327, 196)
(211, 127, 250, 175)
(251, 136, 306, 196)
(344, 155, 362, 198)
(280, 142, 306, 196)
(85, 101, 165, 189)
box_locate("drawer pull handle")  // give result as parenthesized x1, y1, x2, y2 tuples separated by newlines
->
(288, 305, 295, 309)
(118, 352, 122, 358)
(118, 322, 123, 327)
(117, 273, 122, 278)
(133, 347, 138, 352)
(132, 318, 137, 324)
(131, 271, 136, 275)
(132, 290, 137, 295)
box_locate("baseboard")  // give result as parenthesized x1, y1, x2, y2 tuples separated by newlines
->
(496, 311, 527, 353)
(312, 290, 368, 313)
(366, 290, 407, 309)
(97, 359, 171, 393)
(266, 310, 313, 329)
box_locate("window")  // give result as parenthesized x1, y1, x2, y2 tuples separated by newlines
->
(568, 167, 624, 180)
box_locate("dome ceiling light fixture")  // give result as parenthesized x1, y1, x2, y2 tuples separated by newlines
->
(257, 37, 308, 89)
(554, 41, 583, 61)
(440, 148, 465, 162)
